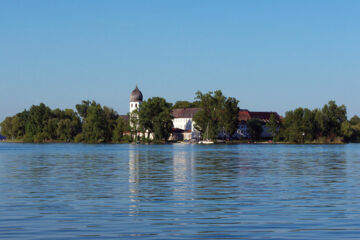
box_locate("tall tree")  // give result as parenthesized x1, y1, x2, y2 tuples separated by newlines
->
(81, 101, 111, 143)
(221, 97, 240, 137)
(320, 100, 347, 139)
(138, 97, 173, 142)
(266, 113, 278, 141)
(246, 119, 263, 141)
(112, 116, 129, 142)
(193, 90, 239, 140)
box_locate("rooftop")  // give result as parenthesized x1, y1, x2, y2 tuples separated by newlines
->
(171, 108, 200, 118)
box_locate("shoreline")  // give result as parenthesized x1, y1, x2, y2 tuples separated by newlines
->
(0, 140, 350, 145)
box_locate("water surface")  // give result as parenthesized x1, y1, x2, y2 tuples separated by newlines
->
(1, 143, 360, 239)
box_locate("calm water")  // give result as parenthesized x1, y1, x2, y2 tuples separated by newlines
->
(1, 143, 360, 239)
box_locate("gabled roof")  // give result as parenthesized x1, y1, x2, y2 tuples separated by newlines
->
(171, 108, 200, 118)
(238, 109, 280, 122)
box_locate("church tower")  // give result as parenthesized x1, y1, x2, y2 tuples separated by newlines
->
(130, 85, 143, 114)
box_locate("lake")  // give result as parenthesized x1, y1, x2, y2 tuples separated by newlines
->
(0, 143, 360, 239)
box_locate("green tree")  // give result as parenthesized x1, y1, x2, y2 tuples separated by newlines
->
(81, 101, 111, 143)
(221, 97, 240, 137)
(138, 97, 173, 142)
(193, 90, 225, 141)
(266, 113, 278, 141)
(0, 117, 15, 139)
(173, 101, 200, 109)
(246, 119, 263, 141)
(193, 90, 239, 140)
(320, 100, 347, 139)
(341, 115, 360, 142)
(350, 115, 360, 125)
(76, 100, 91, 119)
(112, 116, 129, 142)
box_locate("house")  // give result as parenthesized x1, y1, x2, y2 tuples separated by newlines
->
(171, 108, 201, 141)
(236, 109, 280, 138)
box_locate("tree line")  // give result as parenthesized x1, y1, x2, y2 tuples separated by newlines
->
(1, 91, 359, 143)
(0, 101, 131, 143)
(273, 100, 360, 143)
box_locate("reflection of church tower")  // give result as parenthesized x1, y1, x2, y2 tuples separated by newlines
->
(128, 146, 140, 216)
(130, 85, 143, 113)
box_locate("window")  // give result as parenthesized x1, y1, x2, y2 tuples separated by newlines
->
(131, 104, 133, 108)
(135, 104, 137, 107)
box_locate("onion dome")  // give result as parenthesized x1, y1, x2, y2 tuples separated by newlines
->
(130, 85, 143, 102)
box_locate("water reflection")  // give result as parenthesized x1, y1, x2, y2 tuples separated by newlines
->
(172, 146, 195, 199)
(1, 143, 360, 239)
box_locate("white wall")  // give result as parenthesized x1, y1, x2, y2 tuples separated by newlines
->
(130, 101, 141, 113)
(172, 118, 192, 130)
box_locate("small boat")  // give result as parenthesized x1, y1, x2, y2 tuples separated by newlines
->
(198, 140, 214, 144)
(198, 124, 214, 144)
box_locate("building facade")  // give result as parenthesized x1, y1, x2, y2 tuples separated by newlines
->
(235, 109, 281, 138)
(171, 108, 201, 141)
(127, 86, 280, 141)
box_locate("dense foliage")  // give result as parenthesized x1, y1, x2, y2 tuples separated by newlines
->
(278, 101, 357, 143)
(1, 96, 359, 144)
(193, 90, 239, 140)
(266, 113, 279, 141)
(173, 101, 200, 109)
(246, 119, 263, 141)
(0, 103, 81, 142)
(138, 97, 173, 142)
(0, 101, 130, 143)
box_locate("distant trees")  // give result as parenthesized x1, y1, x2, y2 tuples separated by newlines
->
(0, 103, 81, 142)
(341, 115, 360, 143)
(222, 97, 240, 137)
(173, 101, 200, 109)
(279, 101, 350, 143)
(112, 116, 129, 143)
(80, 101, 112, 143)
(138, 97, 173, 142)
(193, 90, 239, 140)
(0, 101, 129, 143)
(266, 113, 279, 141)
(1, 96, 359, 144)
(75, 101, 129, 143)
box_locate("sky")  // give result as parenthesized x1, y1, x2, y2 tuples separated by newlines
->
(1, 0, 360, 122)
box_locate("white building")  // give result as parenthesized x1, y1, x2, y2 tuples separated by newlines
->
(129, 85, 143, 115)
(170, 108, 201, 141)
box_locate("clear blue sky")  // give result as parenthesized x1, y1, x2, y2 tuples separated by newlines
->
(1, 0, 359, 122)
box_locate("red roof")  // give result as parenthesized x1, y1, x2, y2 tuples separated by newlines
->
(238, 109, 280, 122)
(238, 109, 251, 121)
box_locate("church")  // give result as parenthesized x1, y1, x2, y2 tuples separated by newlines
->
(128, 86, 279, 141)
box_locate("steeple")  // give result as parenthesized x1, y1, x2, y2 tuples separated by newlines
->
(130, 85, 143, 102)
